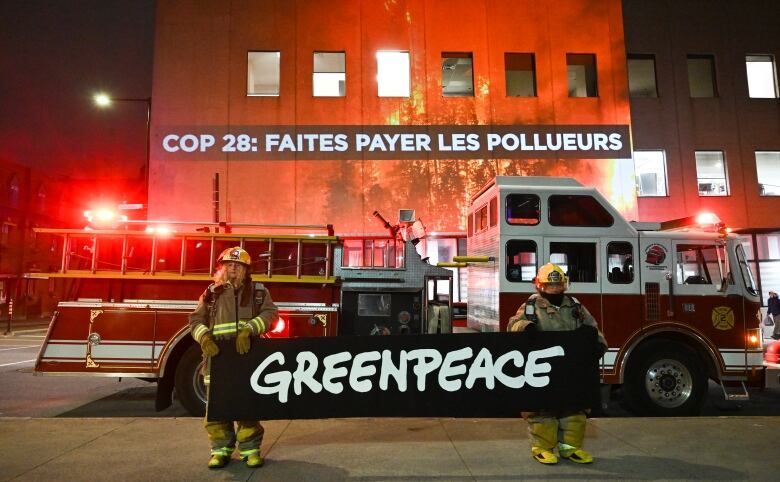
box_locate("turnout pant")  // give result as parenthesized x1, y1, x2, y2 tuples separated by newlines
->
(204, 419, 264, 458)
(521, 410, 587, 455)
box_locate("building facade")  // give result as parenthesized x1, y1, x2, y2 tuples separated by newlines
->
(623, 0, 780, 301)
(149, 0, 634, 235)
(147, 0, 780, 300)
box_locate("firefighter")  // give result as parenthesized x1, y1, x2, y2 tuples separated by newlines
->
(506, 263, 607, 465)
(188, 246, 278, 469)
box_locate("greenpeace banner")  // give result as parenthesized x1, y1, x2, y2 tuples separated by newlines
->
(208, 330, 601, 421)
(160, 124, 631, 161)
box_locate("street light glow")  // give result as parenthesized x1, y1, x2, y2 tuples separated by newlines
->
(94, 93, 111, 107)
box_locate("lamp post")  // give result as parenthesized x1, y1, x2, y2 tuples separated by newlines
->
(93, 93, 152, 216)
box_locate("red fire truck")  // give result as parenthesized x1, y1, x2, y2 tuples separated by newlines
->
(29, 220, 455, 415)
(464, 176, 765, 416)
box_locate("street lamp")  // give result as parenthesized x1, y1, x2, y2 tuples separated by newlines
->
(92, 92, 152, 216)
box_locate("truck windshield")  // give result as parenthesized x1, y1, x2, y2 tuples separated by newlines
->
(735, 244, 758, 295)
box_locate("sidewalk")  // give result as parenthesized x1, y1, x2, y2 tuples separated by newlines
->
(1, 416, 776, 481)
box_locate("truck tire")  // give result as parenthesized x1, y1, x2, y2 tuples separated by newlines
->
(623, 340, 707, 416)
(174, 344, 207, 417)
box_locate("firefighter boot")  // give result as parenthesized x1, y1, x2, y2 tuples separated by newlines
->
(244, 453, 265, 468)
(558, 412, 593, 464)
(524, 413, 559, 465)
(532, 448, 558, 465)
(208, 453, 230, 469)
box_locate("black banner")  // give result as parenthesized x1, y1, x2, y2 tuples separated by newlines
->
(208, 330, 601, 421)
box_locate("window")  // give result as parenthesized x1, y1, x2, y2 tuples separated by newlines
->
(442, 52, 474, 96)
(377, 51, 410, 97)
(358, 294, 391, 317)
(505, 53, 536, 97)
(687, 54, 718, 98)
(341, 239, 404, 268)
(313, 52, 345, 97)
(549, 195, 613, 227)
(746, 55, 778, 98)
(474, 204, 489, 233)
(756, 151, 780, 196)
(736, 244, 758, 296)
(550, 242, 597, 283)
(426, 237, 464, 302)
(247, 51, 280, 96)
(489, 197, 498, 227)
(634, 150, 668, 196)
(675, 244, 725, 285)
(607, 242, 634, 284)
(506, 194, 540, 225)
(695, 151, 729, 196)
(506, 240, 537, 282)
(627, 54, 658, 98)
(567, 54, 598, 97)
(756, 233, 780, 303)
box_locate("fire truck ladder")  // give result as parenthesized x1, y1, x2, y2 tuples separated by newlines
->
(26, 224, 338, 284)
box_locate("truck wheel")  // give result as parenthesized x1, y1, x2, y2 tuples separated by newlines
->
(624, 340, 707, 416)
(174, 344, 207, 417)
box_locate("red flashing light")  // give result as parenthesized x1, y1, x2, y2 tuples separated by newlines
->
(84, 207, 128, 228)
(271, 316, 287, 334)
(695, 212, 720, 225)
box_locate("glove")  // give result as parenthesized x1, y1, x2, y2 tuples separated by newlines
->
(236, 327, 253, 355)
(199, 333, 219, 357)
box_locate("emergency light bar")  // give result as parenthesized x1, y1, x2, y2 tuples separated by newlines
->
(659, 212, 726, 233)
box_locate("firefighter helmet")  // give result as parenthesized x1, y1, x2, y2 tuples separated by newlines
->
(217, 247, 251, 267)
(535, 263, 568, 287)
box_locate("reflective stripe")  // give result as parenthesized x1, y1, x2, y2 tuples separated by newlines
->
(248, 317, 266, 335)
(239, 448, 259, 457)
(192, 325, 209, 342)
(213, 322, 238, 335)
(210, 447, 232, 456)
(204, 375, 210, 386)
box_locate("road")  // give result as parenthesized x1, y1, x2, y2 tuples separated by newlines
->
(2, 328, 780, 418)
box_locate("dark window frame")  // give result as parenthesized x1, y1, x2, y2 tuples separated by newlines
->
(506, 239, 538, 283)
(548, 195, 614, 227)
(504, 52, 537, 97)
(606, 241, 634, 284)
(687, 53, 719, 98)
(549, 241, 598, 283)
(505, 193, 541, 226)
(627, 53, 659, 98)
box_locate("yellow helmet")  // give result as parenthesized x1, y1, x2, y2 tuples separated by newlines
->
(535, 263, 568, 287)
(217, 247, 251, 267)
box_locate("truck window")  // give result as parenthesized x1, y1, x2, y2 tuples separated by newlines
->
(474, 204, 489, 233)
(607, 242, 634, 284)
(490, 197, 498, 227)
(675, 244, 721, 285)
(550, 242, 597, 282)
(506, 240, 537, 282)
(736, 244, 758, 295)
(506, 194, 540, 225)
(548, 195, 613, 227)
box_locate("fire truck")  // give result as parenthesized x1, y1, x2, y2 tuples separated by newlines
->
(29, 218, 455, 416)
(464, 176, 765, 416)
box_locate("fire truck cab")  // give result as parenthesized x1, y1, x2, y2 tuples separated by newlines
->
(465, 176, 764, 416)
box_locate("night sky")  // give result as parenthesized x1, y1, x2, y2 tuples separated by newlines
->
(0, 0, 155, 185)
